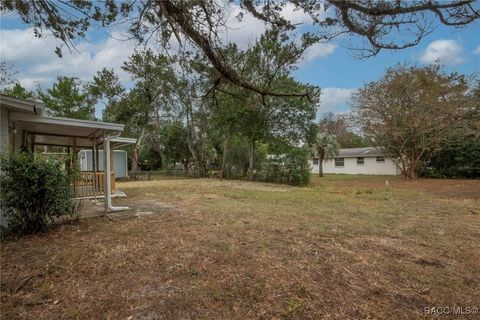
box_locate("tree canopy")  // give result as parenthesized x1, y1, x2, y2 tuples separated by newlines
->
(1, 82, 35, 100)
(38, 76, 95, 120)
(2, 0, 478, 97)
(318, 112, 368, 148)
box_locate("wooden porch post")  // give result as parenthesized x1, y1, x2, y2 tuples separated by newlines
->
(73, 137, 77, 196)
(92, 142, 97, 200)
(30, 133, 35, 152)
(110, 144, 115, 193)
(103, 135, 108, 212)
(96, 143, 100, 171)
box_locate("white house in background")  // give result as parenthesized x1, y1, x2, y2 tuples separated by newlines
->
(309, 147, 401, 175)
(78, 149, 128, 179)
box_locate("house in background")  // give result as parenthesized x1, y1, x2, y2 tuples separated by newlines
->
(309, 147, 401, 175)
(78, 149, 128, 179)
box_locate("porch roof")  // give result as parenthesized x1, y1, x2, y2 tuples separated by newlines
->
(110, 137, 138, 149)
(10, 111, 127, 148)
(0, 94, 44, 115)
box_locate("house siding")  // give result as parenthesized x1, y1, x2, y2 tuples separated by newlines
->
(78, 150, 128, 178)
(309, 156, 400, 175)
(0, 107, 9, 154)
(0, 108, 8, 226)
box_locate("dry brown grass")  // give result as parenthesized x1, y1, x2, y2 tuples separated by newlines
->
(1, 175, 479, 319)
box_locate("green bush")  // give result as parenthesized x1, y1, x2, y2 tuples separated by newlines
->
(421, 139, 480, 178)
(0, 152, 75, 235)
(262, 147, 311, 186)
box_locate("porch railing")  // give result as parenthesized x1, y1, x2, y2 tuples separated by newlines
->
(74, 171, 115, 197)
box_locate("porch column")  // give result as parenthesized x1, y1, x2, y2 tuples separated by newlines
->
(103, 136, 128, 213)
(92, 142, 97, 200)
(104, 137, 108, 212)
(73, 137, 77, 194)
(110, 143, 115, 193)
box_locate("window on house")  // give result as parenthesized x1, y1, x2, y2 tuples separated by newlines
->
(356, 157, 364, 165)
(376, 156, 385, 163)
(334, 157, 344, 167)
(313, 158, 319, 165)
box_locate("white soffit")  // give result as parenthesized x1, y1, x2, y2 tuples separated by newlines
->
(10, 112, 125, 147)
(11, 112, 124, 137)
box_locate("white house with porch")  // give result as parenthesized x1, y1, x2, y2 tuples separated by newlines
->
(0, 94, 136, 214)
(309, 147, 401, 175)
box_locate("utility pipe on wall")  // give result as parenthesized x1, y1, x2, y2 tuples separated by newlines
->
(104, 136, 129, 212)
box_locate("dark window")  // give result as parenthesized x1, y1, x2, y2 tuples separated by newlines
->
(356, 157, 364, 165)
(313, 158, 319, 165)
(376, 156, 385, 163)
(335, 157, 344, 167)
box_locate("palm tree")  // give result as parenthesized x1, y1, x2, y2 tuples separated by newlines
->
(314, 132, 339, 177)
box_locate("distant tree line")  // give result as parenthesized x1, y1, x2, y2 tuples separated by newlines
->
(3, 1, 479, 183)
(2, 62, 478, 181)
(2, 33, 318, 186)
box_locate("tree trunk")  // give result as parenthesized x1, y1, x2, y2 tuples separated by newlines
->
(184, 102, 205, 178)
(189, 144, 202, 178)
(219, 138, 229, 179)
(130, 129, 145, 180)
(318, 153, 324, 177)
(131, 147, 139, 180)
(248, 140, 254, 181)
(405, 159, 419, 180)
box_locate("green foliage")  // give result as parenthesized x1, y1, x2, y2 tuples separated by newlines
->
(138, 147, 162, 171)
(311, 130, 339, 177)
(87, 68, 124, 108)
(38, 76, 95, 120)
(223, 140, 268, 178)
(422, 139, 480, 178)
(220, 141, 310, 186)
(0, 152, 74, 235)
(313, 132, 339, 160)
(261, 147, 311, 186)
(159, 123, 190, 167)
(1, 82, 35, 100)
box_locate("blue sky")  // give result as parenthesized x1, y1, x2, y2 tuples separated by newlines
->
(1, 4, 479, 118)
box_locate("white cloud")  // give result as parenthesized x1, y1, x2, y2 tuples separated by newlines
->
(280, 3, 316, 25)
(0, 3, 333, 95)
(0, 28, 138, 90)
(420, 39, 464, 66)
(221, 2, 323, 49)
(302, 43, 337, 63)
(318, 88, 355, 117)
(222, 5, 266, 49)
(474, 46, 480, 55)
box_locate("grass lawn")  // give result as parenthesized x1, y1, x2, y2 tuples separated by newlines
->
(1, 175, 479, 319)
